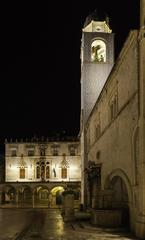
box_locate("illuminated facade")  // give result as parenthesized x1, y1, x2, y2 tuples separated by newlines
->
(80, 1, 145, 238)
(81, 19, 114, 123)
(80, 18, 114, 205)
(0, 137, 81, 208)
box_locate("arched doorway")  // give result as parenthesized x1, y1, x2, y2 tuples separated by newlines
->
(50, 186, 64, 208)
(18, 186, 32, 207)
(110, 176, 129, 227)
(33, 186, 49, 208)
(105, 170, 132, 229)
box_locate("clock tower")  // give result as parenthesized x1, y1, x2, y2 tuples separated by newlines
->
(80, 13, 115, 206)
(81, 15, 114, 123)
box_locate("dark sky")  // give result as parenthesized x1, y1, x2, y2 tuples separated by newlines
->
(0, 0, 139, 141)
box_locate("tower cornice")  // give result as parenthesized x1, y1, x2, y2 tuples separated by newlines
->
(83, 20, 112, 33)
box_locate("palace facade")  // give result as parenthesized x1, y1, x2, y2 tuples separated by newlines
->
(0, 137, 81, 208)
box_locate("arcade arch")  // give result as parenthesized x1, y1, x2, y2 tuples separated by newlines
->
(1, 185, 16, 204)
(104, 169, 133, 229)
(0, 184, 81, 209)
(50, 186, 64, 208)
(33, 185, 49, 208)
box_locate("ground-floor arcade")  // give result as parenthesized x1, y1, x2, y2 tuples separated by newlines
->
(0, 182, 81, 209)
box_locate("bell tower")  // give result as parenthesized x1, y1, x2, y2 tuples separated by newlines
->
(80, 13, 115, 206)
(81, 15, 114, 123)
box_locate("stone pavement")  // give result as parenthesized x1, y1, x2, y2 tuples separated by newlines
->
(41, 210, 137, 240)
(0, 208, 138, 240)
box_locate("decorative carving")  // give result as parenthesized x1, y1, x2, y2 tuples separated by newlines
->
(60, 153, 69, 168)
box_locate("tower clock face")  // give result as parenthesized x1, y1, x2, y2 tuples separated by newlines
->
(91, 40, 106, 62)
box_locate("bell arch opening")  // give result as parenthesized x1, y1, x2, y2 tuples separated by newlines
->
(91, 39, 106, 62)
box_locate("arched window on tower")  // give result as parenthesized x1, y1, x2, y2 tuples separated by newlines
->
(91, 39, 106, 62)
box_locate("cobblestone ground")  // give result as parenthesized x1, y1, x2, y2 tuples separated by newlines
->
(0, 208, 138, 240)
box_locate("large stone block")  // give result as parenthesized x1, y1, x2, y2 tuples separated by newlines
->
(91, 209, 122, 227)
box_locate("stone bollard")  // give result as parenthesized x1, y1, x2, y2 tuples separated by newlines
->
(62, 191, 75, 222)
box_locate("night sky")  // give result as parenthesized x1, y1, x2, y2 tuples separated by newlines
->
(0, 0, 139, 141)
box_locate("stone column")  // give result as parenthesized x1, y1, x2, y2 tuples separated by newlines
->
(32, 192, 35, 208)
(16, 191, 19, 208)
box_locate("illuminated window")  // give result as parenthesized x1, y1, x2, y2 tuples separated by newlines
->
(28, 149, 34, 156)
(60, 153, 69, 178)
(51, 145, 59, 156)
(46, 166, 50, 179)
(53, 148, 58, 156)
(96, 124, 101, 140)
(20, 168, 25, 179)
(41, 165, 45, 180)
(36, 166, 40, 178)
(61, 168, 67, 179)
(40, 144, 46, 156)
(11, 149, 17, 157)
(109, 93, 118, 120)
(91, 39, 106, 62)
(69, 146, 76, 156)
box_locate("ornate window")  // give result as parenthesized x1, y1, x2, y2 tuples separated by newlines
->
(61, 168, 67, 179)
(20, 168, 25, 179)
(11, 149, 17, 157)
(51, 145, 59, 156)
(18, 154, 27, 179)
(95, 112, 101, 141)
(109, 92, 118, 121)
(46, 166, 50, 179)
(60, 153, 69, 179)
(68, 145, 76, 156)
(28, 149, 34, 156)
(26, 145, 35, 156)
(91, 39, 106, 62)
(39, 144, 47, 156)
(41, 165, 45, 181)
(36, 166, 40, 178)
(96, 124, 101, 140)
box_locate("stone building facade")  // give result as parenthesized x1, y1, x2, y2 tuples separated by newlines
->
(0, 137, 81, 208)
(80, 0, 145, 238)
